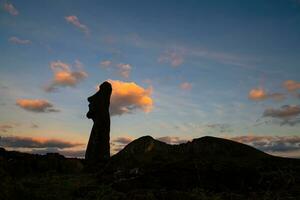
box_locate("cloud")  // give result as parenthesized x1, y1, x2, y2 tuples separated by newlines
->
(283, 80, 300, 92)
(263, 105, 300, 118)
(117, 63, 132, 78)
(0, 136, 83, 149)
(112, 136, 134, 145)
(31, 123, 39, 129)
(107, 80, 153, 116)
(0, 124, 13, 133)
(65, 15, 89, 35)
(9, 36, 31, 45)
(158, 50, 184, 67)
(45, 60, 88, 92)
(156, 136, 189, 144)
(100, 60, 112, 68)
(230, 135, 300, 153)
(248, 88, 285, 101)
(111, 136, 134, 153)
(206, 123, 232, 133)
(180, 82, 192, 91)
(16, 99, 59, 113)
(29, 148, 85, 158)
(263, 105, 300, 126)
(3, 2, 18, 16)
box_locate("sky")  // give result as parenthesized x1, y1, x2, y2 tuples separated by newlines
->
(0, 0, 300, 158)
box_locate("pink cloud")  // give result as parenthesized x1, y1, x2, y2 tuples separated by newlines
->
(9, 36, 31, 45)
(158, 50, 184, 67)
(4, 2, 18, 16)
(65, 15, 89, 34)
(180, 82, 192, 91)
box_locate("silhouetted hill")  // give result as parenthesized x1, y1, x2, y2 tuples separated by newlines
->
(104, 136, 300, 198)
(109, 136, 269, 170)
(1, 136, 300, 200)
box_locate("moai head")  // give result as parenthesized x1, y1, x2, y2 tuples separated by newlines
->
(86, 81, 112, 120)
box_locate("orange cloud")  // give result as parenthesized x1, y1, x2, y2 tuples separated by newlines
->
(283, 80, 300, 92)
(45, 60, 88, 92)
(65, 15, 89, 34)
(16, 99, 59, 113)
(9, 36, 31, 45)
(180, 82, 192, 91)
(0, 124, 13, 133)
(0, 136, 83, 149)
(248, 88, 285, 101)
(4, 2, 18, 16)
(107, 80, 153, 115)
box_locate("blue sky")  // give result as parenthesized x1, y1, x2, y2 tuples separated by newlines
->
(1, 0, 300, 158)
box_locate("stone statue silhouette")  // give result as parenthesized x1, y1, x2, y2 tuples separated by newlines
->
(85, 81, 112, 163)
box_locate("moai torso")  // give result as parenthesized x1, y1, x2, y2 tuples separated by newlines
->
(85, 81, 112, 163)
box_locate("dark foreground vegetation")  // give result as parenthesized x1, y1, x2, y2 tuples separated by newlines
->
(1, 136, 300, 200)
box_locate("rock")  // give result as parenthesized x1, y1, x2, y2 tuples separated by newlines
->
(85, 81, 112, 163)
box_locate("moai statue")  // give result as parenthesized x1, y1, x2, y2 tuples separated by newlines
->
(85, 81, 112, 163)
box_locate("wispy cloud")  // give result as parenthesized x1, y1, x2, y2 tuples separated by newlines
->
(179, 82, 192, 91)
(248, 88, 285, 101)
(100, 60, 112, 68)
(65, 15, 89, 35)
(156, 136, 189, 144)
(0, 136, 83, 149)
(158, 49, 184, 67)
(45, 60, 88, 92)
(16, 99, 59, 113)
(263, 105, 300, 126)
(283, 80, 300, 92)
(3, 2, 18, 16)
(9, 36, 31, 45)
(0, 124, 13, 133)
(112, 136, 134, 144)
(117, 63, 132, 78)
(106, 80, 153, 116)
(29, 148, 85, 158)
(231, 135, 300, 154)
(111, 136, 134, 152)
(206, 123, 232, 133)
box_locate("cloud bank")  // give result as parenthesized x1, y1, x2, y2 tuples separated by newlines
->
(263, 105, 300, 126)
(0, 136, 83, 149)
(231, 135, 300, 155)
